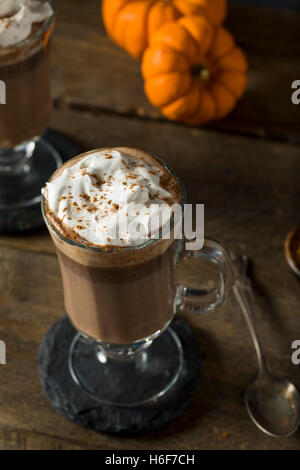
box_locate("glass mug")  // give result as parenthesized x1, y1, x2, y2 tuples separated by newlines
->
(0, 0, 61, 232)
(42, 148, 233, 406)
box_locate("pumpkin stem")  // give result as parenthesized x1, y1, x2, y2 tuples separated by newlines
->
(191, 64, 210, 82)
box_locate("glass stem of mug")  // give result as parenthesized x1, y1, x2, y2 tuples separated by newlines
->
(99, 339, 154, 362)
(0, 140, 35, 175)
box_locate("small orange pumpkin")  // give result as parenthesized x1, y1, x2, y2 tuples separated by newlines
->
(102, 0, 227, 59)
(142, 15, 248, 124)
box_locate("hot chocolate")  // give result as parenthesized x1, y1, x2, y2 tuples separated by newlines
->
(0, 0, 54, 148)
(43, 147, 182, 343)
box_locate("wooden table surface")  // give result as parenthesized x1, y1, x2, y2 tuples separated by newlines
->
(0, 0, 300, 450)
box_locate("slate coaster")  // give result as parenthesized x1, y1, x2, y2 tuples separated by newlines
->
(39, 315, 202, 434)
(43, 128, 81, 164)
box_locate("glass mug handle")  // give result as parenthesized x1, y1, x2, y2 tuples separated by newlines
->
(175, 237, 233, 314)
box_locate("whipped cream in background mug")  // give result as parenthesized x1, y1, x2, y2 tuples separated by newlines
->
(0, 0, 53, 47)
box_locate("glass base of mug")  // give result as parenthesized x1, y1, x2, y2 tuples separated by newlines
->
(68, 325, 184, 407)
(0, 138, 62, 232)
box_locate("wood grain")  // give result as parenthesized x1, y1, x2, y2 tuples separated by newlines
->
(50, 0, 300, 142)
(0, 244, 300, 450)
(0, 0, 300, 450)
(0, 109, 300, 448)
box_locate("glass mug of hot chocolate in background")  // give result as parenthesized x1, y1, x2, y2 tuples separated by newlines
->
(0, 0, 61, 232)
(42, 147, 233, 407)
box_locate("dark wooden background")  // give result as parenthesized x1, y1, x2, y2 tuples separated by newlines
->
(235, 0, 300, 9)
(0, 0, 299, 450)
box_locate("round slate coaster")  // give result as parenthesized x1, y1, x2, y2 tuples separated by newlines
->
(44, 128, 80, 164)
(39, 315, 202, 434)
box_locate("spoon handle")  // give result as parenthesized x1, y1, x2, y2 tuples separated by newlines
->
(232, 255, 269, 376)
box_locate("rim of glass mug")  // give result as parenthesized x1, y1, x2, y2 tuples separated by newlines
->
(41, 149, 187, 253)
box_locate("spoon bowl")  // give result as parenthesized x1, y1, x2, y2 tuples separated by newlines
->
(246, 375, 300, 437)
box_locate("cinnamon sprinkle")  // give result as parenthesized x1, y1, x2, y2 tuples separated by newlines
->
(79, 193, 90, 202)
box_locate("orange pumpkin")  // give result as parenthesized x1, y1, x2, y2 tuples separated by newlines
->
(102, 0, 227, 59)
(142, 15, 248, 124)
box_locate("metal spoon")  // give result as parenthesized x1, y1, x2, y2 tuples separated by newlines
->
(232, 253, 300, 437)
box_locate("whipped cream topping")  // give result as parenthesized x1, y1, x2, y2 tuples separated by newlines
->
(42, 150, 177, 247)
(0, 0, 53, 47)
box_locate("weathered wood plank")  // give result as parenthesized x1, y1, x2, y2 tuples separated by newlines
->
(50, 0, 300, 141)
(0, 228, 55, 255)
(0, 109, 300, 448)
(0, 106, 300, 256)
(0, 244, 299, 450)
